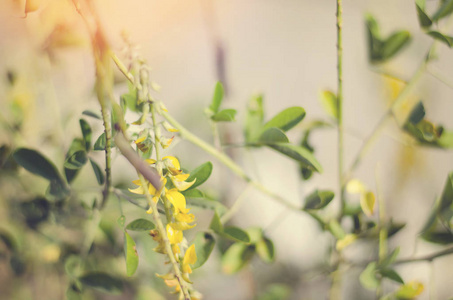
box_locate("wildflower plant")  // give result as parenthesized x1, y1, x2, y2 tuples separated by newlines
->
(2, 0, 453, 299)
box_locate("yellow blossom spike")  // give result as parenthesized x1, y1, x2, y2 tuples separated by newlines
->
(135, 136, 146, 144)
(129, 186, 145, 194)
(163, 156, 180, 170)
(132, 179, 142, 185)
(161, 137, 174, 149)
(155, 273, 175, 280)
(172, 244, 181, 256)
(166, 224, 183, 244)
(148, 183, 157, 195)
(166, 189, 186, 211)
(146, 207, 153, 214)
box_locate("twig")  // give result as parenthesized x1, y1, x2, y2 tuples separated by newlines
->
(393, 246, 453, 265)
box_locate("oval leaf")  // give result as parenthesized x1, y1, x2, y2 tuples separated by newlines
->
(126, 218, 155, 231)
(210, 81, 224, 113)
(359, 262, 379, 290)
(82, 110, 101, 120)
(268, 143, 323, 173)
(186, 162, 213, 190)
(79, 272, 123, 295)
(258, 127, 289, 144)
(262, 107, 306, 132)
(221, 226, 250, 243)
(379, 268, 404, 284)
(79, 119, 92, 151)
(221, 243, 255, 274)
(396, 281, 424, 299)
(381, 31, 411, 60)
(64, 150, 88, 170)
(124, 231, 139, 277)
(192, 231, 216, 269)
(360, 191, 376, 217)
(319, 90, 338, 120)
(416, 2, 432, 28)
(256, 237, 275, 263)
(13, 148, 65, 183)
(304, 190, 335, 210)
(432, 0, 453, 21)
(427, 31, 453, 48)
(89, 159, 105, 185)
(245, 94, 264, 142)
(211, 109, 237, 122)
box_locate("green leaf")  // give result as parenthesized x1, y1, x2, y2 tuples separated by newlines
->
(379, 247, 400, 268)
(256, 237, 275, 263)
(124, 231, 139, 277)
(182, 189, 205, 198)
(319, 90, 338, 120)
(64, 139, 86, 183)
(126, 219, 155, 231)
(221, 227, 251, 243)
(79, 119, 92, 151)
(94, 132, 115, 151)
(407, 102, 425, 125)
(211, 109, 237, 122)
(416, 1, 433, 28)
(192, 231, 216, 269)
(89, 159, 105, 185)
(396, 282, 424, 299)
(79, 272, 123, 295)
(65, 255, 82, 278)
(66, 285, 82, 300)
(209, 212, 223, 233)
(359, 262, 379, 290)
(427, 31, 453, 47)
(186, 162, 213, 190)
(439, 172, 453, 215)
(262, 107, 306, 132)
(304, 190, 335, 210)
(379, 268, 404, 284)
(82, 110, 101, 120)
(210, 82, 224, 113)
(432, 0, 453, 21)
(258, 127, 289, 144)
(13, 148, 65, 183)
(381, 31, 411, 60)
(221, 243, 255, 274)
(257, 284, 291, 300)
(245, 94, 264, 142)
(120, 90, 139, 113)
(64, 150, 88, 170)
(268, 143, 323, 172)
(366, 14, 383, 62)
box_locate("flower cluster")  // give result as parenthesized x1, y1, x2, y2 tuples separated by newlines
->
(129, 154, 199, 294)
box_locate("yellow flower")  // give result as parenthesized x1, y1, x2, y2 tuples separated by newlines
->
(129, 176, 167, 214)
(162, 156, 196, 191)
(166, 188, 187, 212)
(166, 223, 183, 244)
(149, 230, 166, 254)
(182, 244, 197, 274)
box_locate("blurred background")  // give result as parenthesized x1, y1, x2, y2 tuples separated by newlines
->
(1, 0, 453, 299)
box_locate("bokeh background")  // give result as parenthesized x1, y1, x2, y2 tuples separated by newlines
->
(1, 0, 453, 299)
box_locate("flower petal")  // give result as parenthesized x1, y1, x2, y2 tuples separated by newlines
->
(166, 224, 183, 244)
(163, 156, 180, 170)
(166, 189, 186, 211)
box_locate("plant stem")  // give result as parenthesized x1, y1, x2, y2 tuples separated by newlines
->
(220, 185, 252, 223)
(343, 60, 427, 184)
(151, 103, 173, 222)
(393, 246, 453, 265)
(336, 0, 345, 215)
(138, 174, 191, 300)
(100, 100, 112, 208)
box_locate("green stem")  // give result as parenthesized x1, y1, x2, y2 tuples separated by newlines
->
(336, 0, 345, 215)
(343, 60, 427, 184)
(100, 101, 112, 208)
(393, 246, 453, 265)
(151, 103, 172, 222)
(137, 174, 191, 300)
